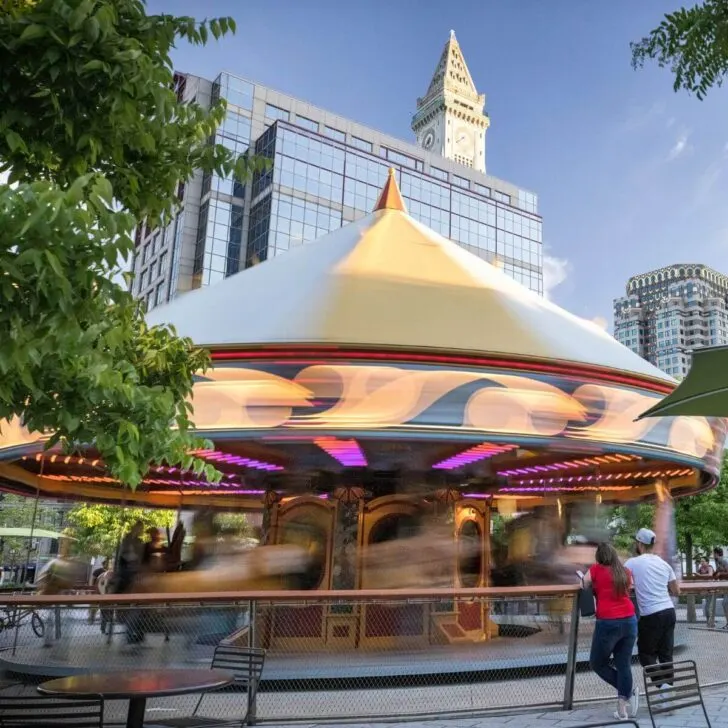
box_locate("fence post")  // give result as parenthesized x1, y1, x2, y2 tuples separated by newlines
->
(247, 599, 258, 726)
(562, 592, 581, 711)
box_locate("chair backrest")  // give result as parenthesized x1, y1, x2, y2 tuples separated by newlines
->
(643, 660, 708, 723)
(211, 645, 266, 689)
(0, 696, 104, 727)
(571, 722, 640, 727)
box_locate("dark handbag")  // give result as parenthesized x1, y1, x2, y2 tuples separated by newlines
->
(578, 581, 596, 617)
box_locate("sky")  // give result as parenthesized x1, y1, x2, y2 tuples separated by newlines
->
(149, 0, 728, 330)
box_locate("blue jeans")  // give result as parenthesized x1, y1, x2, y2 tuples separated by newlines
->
(590, 616, 638, 699)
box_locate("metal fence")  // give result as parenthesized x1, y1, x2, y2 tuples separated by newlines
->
(0, 583, 724, 724)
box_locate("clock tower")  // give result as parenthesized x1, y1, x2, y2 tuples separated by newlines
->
(412, 30, 490, 174)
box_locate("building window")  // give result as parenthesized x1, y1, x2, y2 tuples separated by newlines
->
(246, 195, 272, 267)
(295, 115, 318, 132)
(382, 147, 422, 171)
(351, 136, 373, 153)
(216, 73, 254, 111)
(323, 126, 346, 143)
(452, 174, 470, 189)
(265, 103, 289, 122)
(474, 182, 491, 197)
(430, 166, 448, 182)
(493, 190, 511, 205)
(158, 252, 168, 279)
(252, 125, 277, 197)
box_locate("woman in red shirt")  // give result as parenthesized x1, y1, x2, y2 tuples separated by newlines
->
(583, 542, 638, 721)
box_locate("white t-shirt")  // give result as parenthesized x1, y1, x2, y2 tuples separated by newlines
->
(625, 553, 676, 616)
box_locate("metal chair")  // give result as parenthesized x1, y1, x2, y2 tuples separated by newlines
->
(0, 695, 104, 727)
(148, 646, 266, 728)
(571, 722, 639, 727)
(643, 660, 712, 728)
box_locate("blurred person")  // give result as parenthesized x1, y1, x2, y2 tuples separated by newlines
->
(626, 528, 679, 690)
(117, 521, 145, 644)
(697, 557, 714, 577)
(35, 544, 85, 650)
(711, 548, 728, 628)
(583, 543, 638, 720)
(96, 563, 113, 635)
(142, 527, 166, 573)
(88, 558, 109, 625)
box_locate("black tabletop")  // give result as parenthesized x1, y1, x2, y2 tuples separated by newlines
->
(38, 669, 234, 700)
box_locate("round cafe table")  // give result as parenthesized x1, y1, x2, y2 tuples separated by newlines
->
(38, 668, 235, 728)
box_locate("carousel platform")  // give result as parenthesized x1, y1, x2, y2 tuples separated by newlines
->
(0, 614, 684, 689)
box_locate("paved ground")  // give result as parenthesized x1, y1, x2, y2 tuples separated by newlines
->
(260, 687, 727, 727)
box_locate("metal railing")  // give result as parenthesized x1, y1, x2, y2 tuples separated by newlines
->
(0, 582, 722, 724)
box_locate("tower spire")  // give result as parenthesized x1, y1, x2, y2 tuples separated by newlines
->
(373, 168, 407, 213)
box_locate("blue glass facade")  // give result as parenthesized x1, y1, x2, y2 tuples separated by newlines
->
(134, 71, 543, 309)
(241, 123, 542, 292)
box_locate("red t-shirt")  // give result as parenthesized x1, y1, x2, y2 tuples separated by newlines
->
(589, 563, 635, 620)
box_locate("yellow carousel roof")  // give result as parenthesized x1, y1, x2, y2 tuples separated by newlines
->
(147, 170, 671, 384)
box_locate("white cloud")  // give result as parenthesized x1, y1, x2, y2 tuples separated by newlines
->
(667, 131, 692, 161)
(543, 254, 571, 300)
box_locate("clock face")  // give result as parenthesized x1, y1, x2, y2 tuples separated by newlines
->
(454, 126, 474, 157)
(422, 128, 435, 150)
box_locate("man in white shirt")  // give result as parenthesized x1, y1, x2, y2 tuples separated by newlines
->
(625, 528, 680, 688)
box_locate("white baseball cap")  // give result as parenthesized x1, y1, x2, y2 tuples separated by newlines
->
(635, 528, 656, 545)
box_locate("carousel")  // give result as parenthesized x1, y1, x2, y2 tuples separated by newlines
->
(0, 170, 724, 651)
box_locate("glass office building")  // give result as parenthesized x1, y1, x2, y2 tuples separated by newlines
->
(132, 69, 543, 309)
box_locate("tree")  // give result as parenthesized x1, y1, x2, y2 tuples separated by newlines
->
(610, 454, 728, 569)
(631, 0, 728, 99)
(0, 1, 267, 487)
(64, 503, 175, 559)
(0, 494, 66, 562)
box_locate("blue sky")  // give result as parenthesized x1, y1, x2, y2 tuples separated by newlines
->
(150, 0, 728, 329)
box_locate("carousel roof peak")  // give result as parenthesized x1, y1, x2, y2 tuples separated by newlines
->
(147, 175, 673, 386)
(373, 168, 407, 213)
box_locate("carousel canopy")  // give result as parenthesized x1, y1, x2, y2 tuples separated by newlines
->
(147, 170, 670, 384)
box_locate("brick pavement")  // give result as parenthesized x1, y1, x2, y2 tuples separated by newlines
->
(262, 688, 727, 727)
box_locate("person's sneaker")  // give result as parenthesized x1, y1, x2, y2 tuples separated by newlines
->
(613, 698, 629, 721)
(629, 688, 640, 717)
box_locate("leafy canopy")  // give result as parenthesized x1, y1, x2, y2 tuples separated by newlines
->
(632, 0, 728, 99)
(64, 502, 175, 559)
(0, 1, 266, 486)
(610, 453, 728, 557)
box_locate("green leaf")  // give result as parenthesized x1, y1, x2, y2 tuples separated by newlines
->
(19, 24, 46, 42)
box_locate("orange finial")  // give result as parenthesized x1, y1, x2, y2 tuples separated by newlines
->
(373, 168, 407, 213)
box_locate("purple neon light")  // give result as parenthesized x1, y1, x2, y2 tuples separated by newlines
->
(191, 449, 284, 471)
(498, 454, 639, 477)
(314, 437, 367, 467)
(433, 443, 517, 470)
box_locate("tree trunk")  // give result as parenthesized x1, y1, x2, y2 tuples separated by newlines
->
(686, 533, 696, 623)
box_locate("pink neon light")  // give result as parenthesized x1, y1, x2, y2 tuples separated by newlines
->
(314, 437, 367, 467)
(498, 454, 640, 477)
(433, 443, 517, 470)
(509, 467, 692, 488)
(190, 449, 284, 471)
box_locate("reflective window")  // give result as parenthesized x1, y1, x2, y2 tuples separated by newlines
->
(474, 182, 491, 197)
(493, 189, 511, 205)
(265, 103, 289, 122)
(323, 125, 346, 143)
(430, 166, 448, 181)
(383, 147, 422, 171)
(220, 110, 252, 144)
(343, 153, 390, 213)
(452, 174, 470, 189)
(351, 136, 373, 153)
(215, 73, 254, 111)
(246, 195, 272, 267)
(295, 115, 318, 133)
(270, 192, 341, 255)
(518, 189, 538, 214)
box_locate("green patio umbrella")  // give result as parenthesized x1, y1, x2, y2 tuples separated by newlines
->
(638, 345, 728, 419)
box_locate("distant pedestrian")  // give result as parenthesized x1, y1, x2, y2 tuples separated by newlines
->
(712, 548, 728, 628)
(626, 528, 679, 691)
(584, 543, 638, 720)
